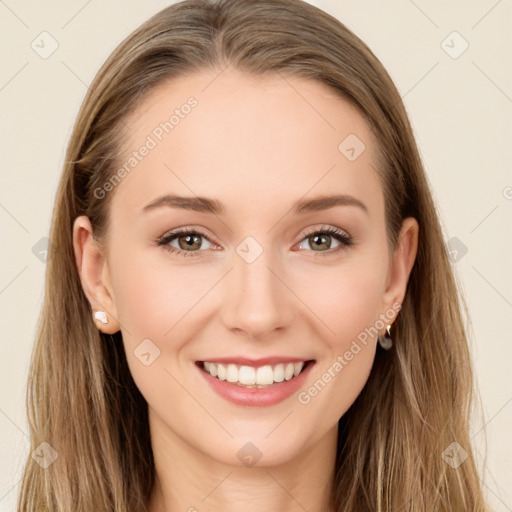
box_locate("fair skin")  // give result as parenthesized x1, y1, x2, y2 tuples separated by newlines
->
(73, 68, 418, 512)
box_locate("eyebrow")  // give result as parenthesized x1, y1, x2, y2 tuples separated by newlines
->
(142, 193, 368, 216)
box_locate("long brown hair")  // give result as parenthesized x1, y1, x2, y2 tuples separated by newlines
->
(18, 0, 488, 510)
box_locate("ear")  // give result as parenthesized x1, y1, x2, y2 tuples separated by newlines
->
(72, 215, 120, 334)
(380, 217, 419, 323)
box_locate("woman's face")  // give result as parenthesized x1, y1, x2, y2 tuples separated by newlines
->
(75, 68, 417, 467)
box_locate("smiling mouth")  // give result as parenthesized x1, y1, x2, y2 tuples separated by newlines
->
(196, 360, 315, 388)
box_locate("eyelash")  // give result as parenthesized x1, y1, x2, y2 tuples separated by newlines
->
(156, 225, 354, 258)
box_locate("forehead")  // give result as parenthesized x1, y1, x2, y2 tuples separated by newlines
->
(112, 67, 382, 219)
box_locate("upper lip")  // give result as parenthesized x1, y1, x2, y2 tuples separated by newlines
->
(197, 356, 314, 367)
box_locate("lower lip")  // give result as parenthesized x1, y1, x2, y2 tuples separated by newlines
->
(196, 361, 315, 407)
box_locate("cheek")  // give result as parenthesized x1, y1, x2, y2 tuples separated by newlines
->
(297, 337, 377, 431)
(107, 246, 223, 403)
(292, 255, 387, 417)
(108, 248, 207, 414)
(109, 245, 212, 345)
(295, 255, 388, 349)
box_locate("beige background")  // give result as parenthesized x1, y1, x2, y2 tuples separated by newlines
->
(1, 0, 511, 510)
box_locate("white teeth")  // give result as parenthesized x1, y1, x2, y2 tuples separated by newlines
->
(239, 366, 256, 385)
(256, 365, 273, 385)
(203, 360, 306, 386)
(226, 364, 238, 383)
(217, 364, 226, 381)
(284, 363, 294, 380)
(273, 363, 284, 382)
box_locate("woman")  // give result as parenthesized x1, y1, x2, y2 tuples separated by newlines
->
(17, 0, 489, 510)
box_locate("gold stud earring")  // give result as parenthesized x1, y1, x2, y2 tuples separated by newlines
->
(378, 323, 393, 350)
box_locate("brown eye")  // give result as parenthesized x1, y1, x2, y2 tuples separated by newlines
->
(297, 226, 353, 255)
(307, 233, 333, 251)
(158, 228, 214, 256)
(176, 233, 203, 251)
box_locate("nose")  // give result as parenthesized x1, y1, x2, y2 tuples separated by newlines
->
(220, 247, 296, 340)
